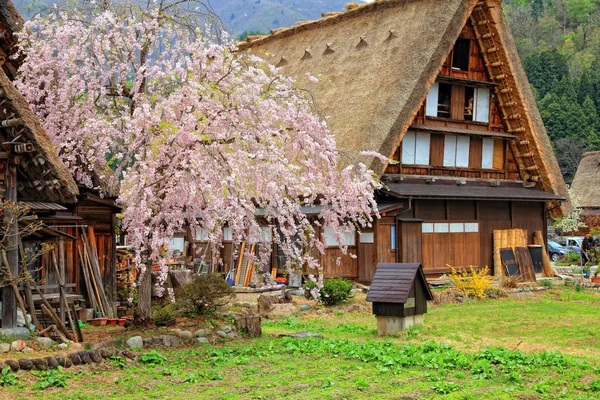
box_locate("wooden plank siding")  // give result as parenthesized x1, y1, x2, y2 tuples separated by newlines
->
(404, 199, 545, 276)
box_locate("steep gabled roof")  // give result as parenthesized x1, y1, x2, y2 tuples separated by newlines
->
(0, 0, 78, 203)
(0, 68, 79, 203)
(571, 151, 600, 209)
(0, 0, 24, 80)
(239, 0, 569, 215)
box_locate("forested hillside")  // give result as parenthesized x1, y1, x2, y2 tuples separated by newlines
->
(505, 0, 600, 183)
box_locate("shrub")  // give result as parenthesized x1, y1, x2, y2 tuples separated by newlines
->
(152, 303, 179, 326)
(447, 265, 494, 299)
(319, 278, 353, 306)
(175, 274, 234, 315)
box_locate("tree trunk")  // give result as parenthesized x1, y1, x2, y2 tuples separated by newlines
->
(235, 314, 262, 338)
(133, 262, 154, 328)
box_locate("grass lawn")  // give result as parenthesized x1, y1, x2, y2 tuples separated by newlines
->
(2, 284, 600, 399)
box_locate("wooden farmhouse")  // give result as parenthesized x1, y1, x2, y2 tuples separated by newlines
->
(0, 1, 120, 327)
(571, 151, 600, 231)
(236, 0, 569, 282)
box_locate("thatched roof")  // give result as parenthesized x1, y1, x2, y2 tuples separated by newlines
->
(239, 0, 569, 215)
(571, 151, 600, 209)
(0, 0, 24, 80)
(0, 68, 79, 203)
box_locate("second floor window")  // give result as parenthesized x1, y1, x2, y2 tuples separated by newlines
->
(426, 82, 490, 123)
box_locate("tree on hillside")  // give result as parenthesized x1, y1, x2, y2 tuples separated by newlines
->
(16, 0, 381, 326)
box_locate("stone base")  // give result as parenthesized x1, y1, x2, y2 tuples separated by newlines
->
(0, 327, 31, 340)
(376, 315, 424, 336)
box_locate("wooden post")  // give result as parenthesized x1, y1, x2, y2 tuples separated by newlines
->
(534, 231, 554, 277)
(1, 161, 17, 328)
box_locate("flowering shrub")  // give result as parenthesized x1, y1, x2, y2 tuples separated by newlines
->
(447, 265, 494, 299)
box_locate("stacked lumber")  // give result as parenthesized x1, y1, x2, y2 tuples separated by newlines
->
(233, 243, 256, 287)
(493, 229, 527, 277)
(79, 227, 115, 318)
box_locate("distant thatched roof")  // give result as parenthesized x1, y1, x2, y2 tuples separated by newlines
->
(571, 151, 600, 209)
(239, 0, 569, 215)
(0, 68, 79, 203)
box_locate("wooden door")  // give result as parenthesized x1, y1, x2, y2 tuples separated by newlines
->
(397, 219, 423, 263)
(358, 229, 376, 283)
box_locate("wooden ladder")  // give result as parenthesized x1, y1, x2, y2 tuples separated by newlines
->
(470, 1, 546, 189)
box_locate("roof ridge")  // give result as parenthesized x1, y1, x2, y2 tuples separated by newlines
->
(239, 0, 421, 50)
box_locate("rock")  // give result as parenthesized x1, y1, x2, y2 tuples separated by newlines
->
(46, 357, 59, 369)
(0, 343, 10, 353)
(70, 343, 84, 351)
(278, 331, 324, 339)
(93, 340, 119, 349)
(32, 358, 48, 371)
(269, 303, 297, 318)
(169, 269, 194, 289)
(196, 337, 209, 344)
(178, 330, 193, 340)
(299, 304, 311, 311)
(194, 329, 207, 337)
(55, 355, 66, 367)
(10, 340, 26, 352)
(216, 330, 227, 338)
(22, 347, 33, 353)
(0, 327, 31, 340)
(121, 350, 136, 360)
(68, 353, 82, 365)
(222, 326, 232, 333)
(226, 332, 236, 339)
(169, 328, 181, 334)
(78, 351, 92, 364)
(64, 358, 73, 368)
(16, 310, 33, 329)
(99, 349, 114, 359)
(35, 337, 55, 349)
(127, 336, 143, 349)
(88, 350, 103, 363)
(257, 294, 277, 316)
(161, 335, 180, 347)
(57, 343, 68, 350)
(290, 290, 305, 296)
(4, 359, 19, 372)
(18, 358, 33, 370)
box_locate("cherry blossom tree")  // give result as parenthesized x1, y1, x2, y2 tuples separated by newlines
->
(16, 0, 381, 326)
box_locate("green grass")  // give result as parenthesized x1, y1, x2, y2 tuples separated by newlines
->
(3, 285, 600, 399)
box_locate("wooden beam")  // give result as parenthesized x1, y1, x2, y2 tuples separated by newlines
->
(1, 162, 17, 328)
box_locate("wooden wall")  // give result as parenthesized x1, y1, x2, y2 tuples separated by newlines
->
(411, 199, 545, 274)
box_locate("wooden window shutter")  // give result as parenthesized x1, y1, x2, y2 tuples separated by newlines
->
(450, 85, 466, 120)
(492, 139, 505, 170)
(430, 134, 445, 166)
(469, 137, 482, 169)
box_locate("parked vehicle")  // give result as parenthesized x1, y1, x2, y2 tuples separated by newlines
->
(556, 236, 582, 255)
(547, 240, 572, 262)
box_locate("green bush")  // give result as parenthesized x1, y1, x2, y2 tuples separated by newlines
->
(152, 303, 179, 326)
(319, 278, 354, 306)
(175, 274, 234, 315)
